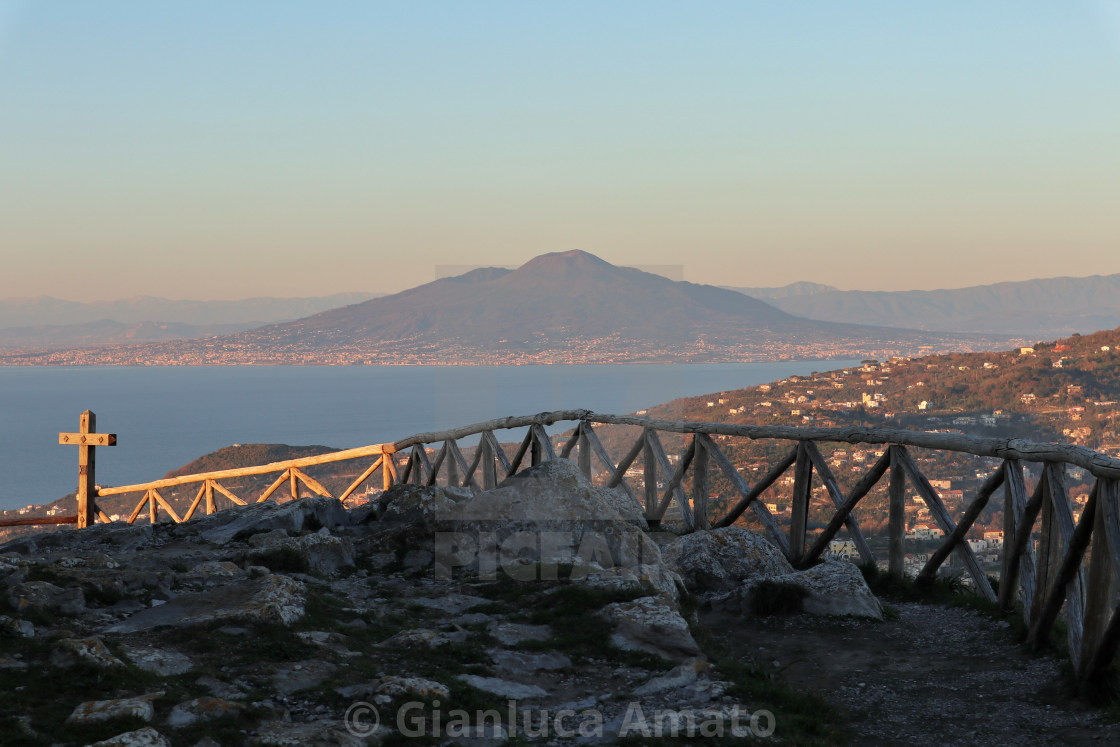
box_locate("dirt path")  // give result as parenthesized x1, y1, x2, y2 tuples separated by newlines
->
(703, 601, 1120, 746)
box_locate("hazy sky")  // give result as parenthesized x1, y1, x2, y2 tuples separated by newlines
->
(2, 1, 1119, 301)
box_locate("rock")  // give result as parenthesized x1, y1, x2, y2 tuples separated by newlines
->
(437, 460, 659, 578)
(183, 561, 243, 579)
(571, 562, 684, 603)
(50, 636, 125, 668)
(193, 496, 351, 546)
(0, 614, 35, 638)
(90, 726, 172, 747)
(486, 621, 551, 646)
(373, 675, 450, 699)
(600, 595, 704, 662)
(500, 459, 648, 528)
(335, 675, 451, 701)
(247, 529, 290, 548)
(66, 692, 162, 725)
(196, 676, 248, 700)
(106, 574, 306, 632)
(631, 658, 711, 696)
(120, 645, 193, 676)
(251, 719, 378, 746)
(357, 485, 470, 562)
(661, 527, 794, 593)
(296, 630, 336, 646)
(377, 484, 471, 524)
(408, 593, 491, 615)
(251, 530, 355, 575)
(489, 649, 571, 673)
(271, 659, 339, 695)
(742, 560, 883, 620)
(6, 580, 86, 616)
(166, 697, 242, 728)
(0, 656, 28, 670)
(456, 674, 549, 700)
(379, 628, 464, 648)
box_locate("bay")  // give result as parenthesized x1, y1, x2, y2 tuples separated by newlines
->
(0, 361, 859, 511)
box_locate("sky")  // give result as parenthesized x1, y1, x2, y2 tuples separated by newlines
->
(2, 1, 1119, 301)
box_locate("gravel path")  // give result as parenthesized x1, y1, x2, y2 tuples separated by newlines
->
(704, 601, 1120, 745)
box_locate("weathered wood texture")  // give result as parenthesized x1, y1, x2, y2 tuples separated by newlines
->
(888, 446, 907, 580)
(789, 443, 813, 565)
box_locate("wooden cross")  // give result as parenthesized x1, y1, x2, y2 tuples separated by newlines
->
(59, 410, 116, 528)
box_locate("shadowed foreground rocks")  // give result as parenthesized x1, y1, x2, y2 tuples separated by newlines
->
(0, 459, 1102, 745)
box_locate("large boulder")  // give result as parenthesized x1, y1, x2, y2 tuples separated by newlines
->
(190, 497, 351, 546)
(435, 459, 660, 578)
(376, 484, 472, 524)
(599, 595, 704, 663)
(356, 484, 471, 566)
(7, 580, 86, 616)
(249, 528, 355, 576)
(739, 560, 883, 620)
(661, 527, 793, 593)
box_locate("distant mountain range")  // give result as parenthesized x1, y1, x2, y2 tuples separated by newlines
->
(1, 251, 1014, 365)
(0, 320, 258, 350)
(728, 274, 1120, 337)
(0, 292, 374, 352)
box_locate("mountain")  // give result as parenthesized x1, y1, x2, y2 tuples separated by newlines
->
(1, 251, 1016, 365)
(269, 250, 799, 346)
(0, 320, 265, 352)
(0, 292, 375, 329)
(724, 281, 838, 301)
(733, 274, 1120, 337)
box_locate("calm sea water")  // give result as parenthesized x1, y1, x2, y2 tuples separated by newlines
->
(0, 361, 858, 511)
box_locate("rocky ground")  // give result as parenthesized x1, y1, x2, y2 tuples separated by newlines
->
(706, 602, 1120, 746)
(0, 459, 1115, 746)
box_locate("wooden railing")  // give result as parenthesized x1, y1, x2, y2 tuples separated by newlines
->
(18, 409, 1120, 692)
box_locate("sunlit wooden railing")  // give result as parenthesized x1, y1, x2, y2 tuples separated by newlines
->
(11, 409, 1120, 693)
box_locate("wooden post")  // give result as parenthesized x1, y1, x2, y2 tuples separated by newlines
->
(1028, 482, 1097, 656)
(693, 435, 710, 530)
(1032, 468, 1058, 625)
(481, 436, 497, 491)
(789, 442, 813, 565)
(383, 451, 396, 491)
(530, 430, 543, 467)
(578, 421, 592, 480)
(59, 410, 116, 529)
(888, 445, 907, 581)
(445, 441, 460, 488)
(643, 429, 657, 521)
(1079, 479, 1120, 689)
(1000, 460, 1022, 610)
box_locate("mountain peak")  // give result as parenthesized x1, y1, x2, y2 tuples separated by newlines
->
(516, 250, 616, 275)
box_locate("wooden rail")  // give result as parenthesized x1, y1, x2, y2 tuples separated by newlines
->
(26, 409, 1120, 693)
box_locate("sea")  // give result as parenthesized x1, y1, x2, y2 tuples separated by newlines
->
(0, 361, 860, 511)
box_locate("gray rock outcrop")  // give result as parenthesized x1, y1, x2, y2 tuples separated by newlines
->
(661, 526, 794, 592)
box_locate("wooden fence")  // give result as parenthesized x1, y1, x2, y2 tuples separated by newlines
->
(13, 409, 1120, 692)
